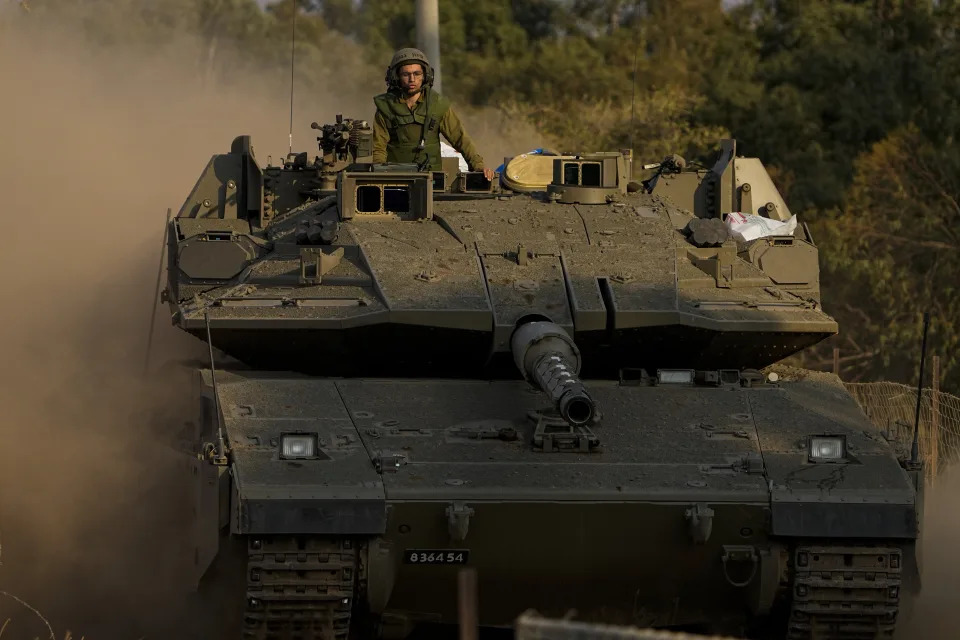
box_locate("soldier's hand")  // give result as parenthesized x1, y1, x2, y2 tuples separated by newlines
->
(483, 167, 495, 181)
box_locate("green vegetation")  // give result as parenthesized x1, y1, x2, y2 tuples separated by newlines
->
(8, 0, 958, 391)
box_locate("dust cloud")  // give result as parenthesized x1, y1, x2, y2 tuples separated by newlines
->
(0, 7, 547, 638)
(0, 15, 368, 640)
(896, 468, 960, 639)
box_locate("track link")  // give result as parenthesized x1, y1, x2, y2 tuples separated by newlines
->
(787, 545, 902, 639)
(243, 536, 358, 640)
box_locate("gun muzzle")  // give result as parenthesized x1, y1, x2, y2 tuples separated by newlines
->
(511, 321, 596, 426)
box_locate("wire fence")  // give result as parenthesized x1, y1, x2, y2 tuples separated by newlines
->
(844, 380, 960, 482)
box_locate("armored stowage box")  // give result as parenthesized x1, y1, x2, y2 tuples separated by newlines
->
(165, 118, 922, 640)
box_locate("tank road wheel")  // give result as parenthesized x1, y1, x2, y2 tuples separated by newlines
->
(785, 544, 903, 639)
(243, 536, 359, 640)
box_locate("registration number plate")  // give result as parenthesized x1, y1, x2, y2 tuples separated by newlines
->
(403, 549, 470, 565)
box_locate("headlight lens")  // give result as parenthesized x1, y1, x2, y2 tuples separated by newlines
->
(280, 433, 318, 459)
(657, 369, 694, 385)
(809, 435, 846, 462)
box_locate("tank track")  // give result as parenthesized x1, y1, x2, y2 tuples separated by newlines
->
(786, 544, 902, 639)
(243, 536, 358, 640)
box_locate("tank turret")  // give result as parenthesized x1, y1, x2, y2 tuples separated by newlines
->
(164, 121, 837, 376)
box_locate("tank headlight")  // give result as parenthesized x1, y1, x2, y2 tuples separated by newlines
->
(280, 433, 319, 459)
(808, 435, 846, 462)
(657, 369, 695, 385)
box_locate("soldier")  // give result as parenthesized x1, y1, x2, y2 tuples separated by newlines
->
(373, 48, 494, 180)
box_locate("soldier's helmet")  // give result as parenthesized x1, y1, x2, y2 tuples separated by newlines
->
(385, 48, 435, 89)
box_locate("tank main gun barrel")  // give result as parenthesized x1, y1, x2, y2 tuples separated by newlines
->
(511, 322, 597, 426)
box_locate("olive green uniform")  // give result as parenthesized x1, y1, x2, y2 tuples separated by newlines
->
(372, 88, 485, 171)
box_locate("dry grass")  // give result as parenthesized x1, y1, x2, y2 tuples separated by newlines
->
(0, 591, 54, 639)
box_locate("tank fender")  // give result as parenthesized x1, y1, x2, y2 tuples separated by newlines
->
(747, 543, 787, 615)
(189, 457, 229, 586)
(366, 535, 398, 614)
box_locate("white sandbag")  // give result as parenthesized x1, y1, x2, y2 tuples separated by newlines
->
(725, 211, 797, 242)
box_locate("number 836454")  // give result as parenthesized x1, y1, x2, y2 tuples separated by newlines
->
(404, 549, 470, 565)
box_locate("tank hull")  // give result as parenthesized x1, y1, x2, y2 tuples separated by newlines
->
(188, 370, 919, 638)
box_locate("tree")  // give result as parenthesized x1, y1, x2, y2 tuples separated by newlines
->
(811, 126, 960, 393)
(710, 0, 937, 212)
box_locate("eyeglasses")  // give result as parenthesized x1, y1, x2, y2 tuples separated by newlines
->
(398, 71, 423, 80)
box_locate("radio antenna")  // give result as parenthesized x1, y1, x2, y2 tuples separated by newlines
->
(910, 311, 931, 465)
(288, 0, 297, 154)
(628, 1, 641, 156)
(204, 311, 228, 466)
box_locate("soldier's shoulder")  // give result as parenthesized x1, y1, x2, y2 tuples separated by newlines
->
(375, 91, 406, 105)
(431, 91, 451, 112)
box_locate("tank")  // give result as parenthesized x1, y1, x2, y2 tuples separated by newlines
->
(164, 117, 923, 639)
